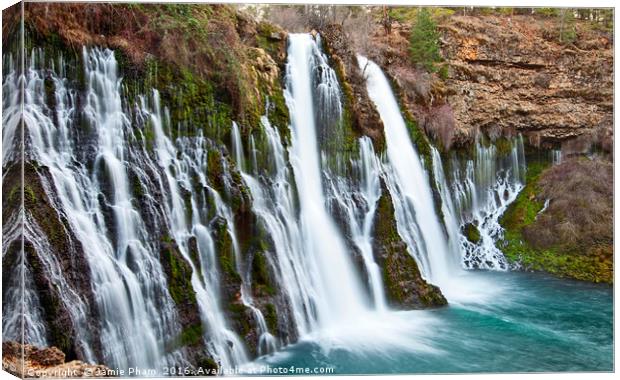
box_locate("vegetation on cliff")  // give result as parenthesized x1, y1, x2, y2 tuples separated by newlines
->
(408, 8, 443, 73)
(19, 2, 289, 144)
(500, 158, 613, 283)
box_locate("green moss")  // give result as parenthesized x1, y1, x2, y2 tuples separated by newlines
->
(131, 174, 145, 199)
(494, 137, 513, 157)
(501, 232, 612, 283)
(166, 323, 206, 352)
(251, 251, 275, 296)
(178, 323, 204, 347)
(266, 88, 290, 143)
(188, 236, 203, 280)
(7, 185, 20, 203)
(463, 223, 480, 244)
(122, 56, 234, 145)
(264, 303, 278, 332)
(255, 21, 286, 68)
(24, 186, 37, 203)
(500, 161, 548, 231)
(228, 302, 251, 337)
(374, 192, 402, 244)
(161, 240, 198, 307)
(207, 150, 225, 194)
(214, 220, 241, 283)
(374, 183, 447, 308)
(195, 356, 219, 372)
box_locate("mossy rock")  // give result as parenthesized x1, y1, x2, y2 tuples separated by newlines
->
(160, 239, 198, 308)
(251, 251, 276, 297)
(195, 355, 219, 373)
(178, 323, 204, 347)
(264, 303, 278, 333)
(463, 223, 481, 244)
(212, 218, 241, 284)
(372, 181, 447, 308)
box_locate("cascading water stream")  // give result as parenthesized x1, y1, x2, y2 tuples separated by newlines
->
(325, 137, 386, 311)
(445, 137, 526, 270)
(283, 34, 369, 324)
(357, 56, 460, 293)
(141, 90, 248, 367)
(12, 47, 178, 370)
(234, 115, 319, 337)
(230, 121, 278, 356)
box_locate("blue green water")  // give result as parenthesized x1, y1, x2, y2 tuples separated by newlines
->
(244, 272, 613, 374)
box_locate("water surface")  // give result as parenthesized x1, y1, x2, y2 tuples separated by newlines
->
(244, 272, 613, 374)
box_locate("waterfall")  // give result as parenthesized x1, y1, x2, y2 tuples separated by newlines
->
(358, 55, 534, 304)
(230, 34, 377, 337)
(9, 47, 180, 369)
(2, 212, 49, 347)
(5, 29, 547, 371)
(2, 53, 21, 164)
(325, 137, 386, 310)
(283, 34, 369, 324)
(552, 149, 562, 165)
(358, 56, 460, 292)
(446, 137, 526, 270)
(230, 121, 279, 356)
(141, 91, 248, 367)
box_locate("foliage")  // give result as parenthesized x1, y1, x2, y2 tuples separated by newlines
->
(408, 8, 443, 73)
(557, 9, 577, 44)
(387, 7, 454, 24)
(527, 158, 612, 254)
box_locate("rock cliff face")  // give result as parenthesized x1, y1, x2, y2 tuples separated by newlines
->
(321, 24, 386, 150)
(441, 15, 613, 150)
(366, 13, 612, 152)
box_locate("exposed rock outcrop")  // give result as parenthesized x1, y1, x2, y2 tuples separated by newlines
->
(441, 15, 613, 150)
(2, 341, 111, 378)
(321, 24, 386, 151)
(366, 13, 612, 152)
(372, 181, 447, 308)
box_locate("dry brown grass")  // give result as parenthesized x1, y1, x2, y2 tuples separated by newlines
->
(523, 157, 613, 258)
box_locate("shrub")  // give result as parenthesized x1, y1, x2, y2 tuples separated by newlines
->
(524, 157, 612, 254)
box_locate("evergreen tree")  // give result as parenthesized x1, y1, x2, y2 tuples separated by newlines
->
(409, 8, 442, 72)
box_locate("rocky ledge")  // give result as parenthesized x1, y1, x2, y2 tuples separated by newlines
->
(2, 341, 111, 378)
(366, 12, 612, 152)
(441, 15, 612, 150)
